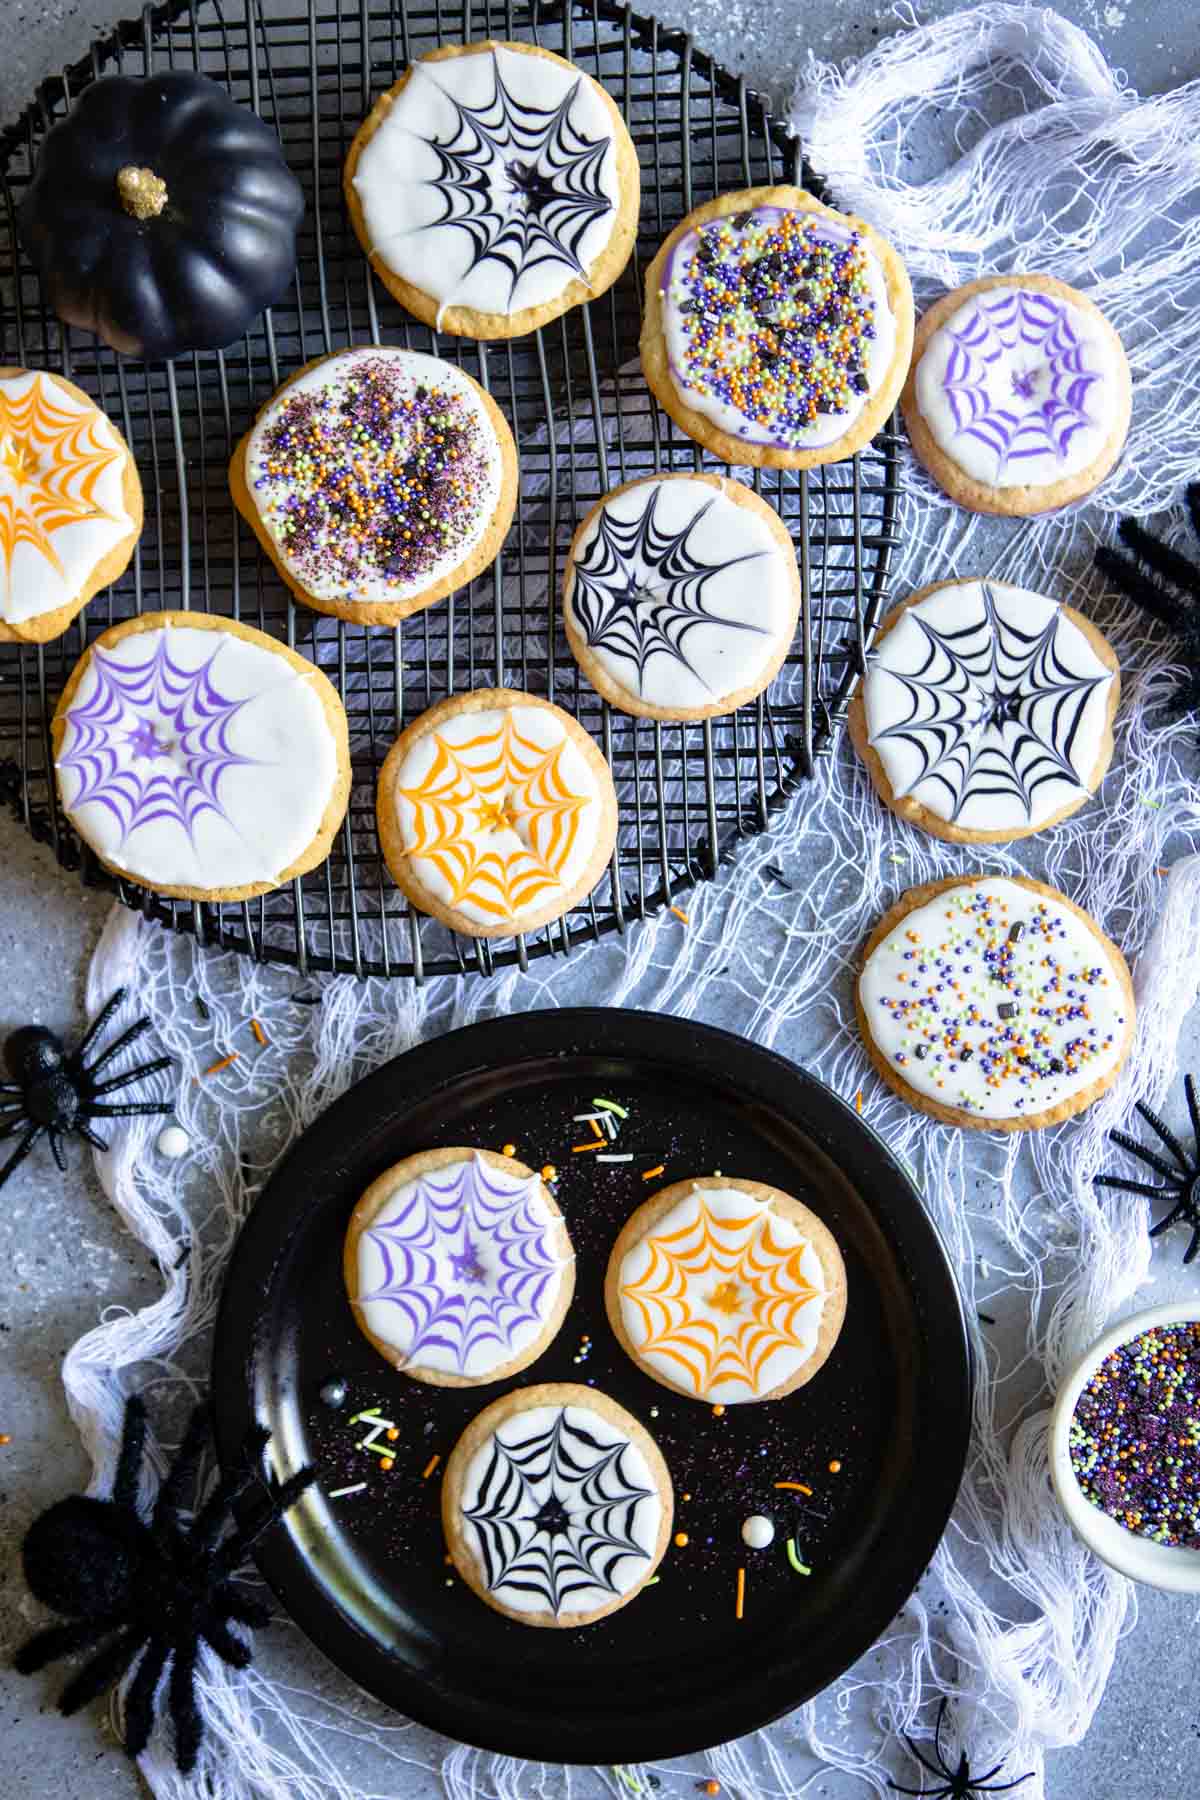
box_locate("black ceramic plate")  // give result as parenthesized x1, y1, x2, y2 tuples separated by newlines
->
(212, 1010, 971, 1765)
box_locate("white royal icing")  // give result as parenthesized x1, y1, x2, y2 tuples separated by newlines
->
(353, 44, 621, 326)
(914, 283, 1122, 489)
(459, 1400, 661, 1615)
(386, 701, 604, 930)
(353, 1152, 568, 1379)
(565, 476, 796, 713)
(618, 1186, 828, 1404)
(864, 580, 1115, 834)
(0, 370, 132, 625)
(57, 624, 340, 891)
(662, 208, 897, 451)
(244, 348, 503, 606)
(858, 877, 1130, 1120)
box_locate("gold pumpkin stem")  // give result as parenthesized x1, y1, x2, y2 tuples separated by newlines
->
(116, 165, 168, 221)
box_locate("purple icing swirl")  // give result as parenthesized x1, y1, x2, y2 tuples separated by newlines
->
(941, 289, 1102, 473)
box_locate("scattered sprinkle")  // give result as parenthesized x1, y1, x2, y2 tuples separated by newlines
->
(741, 1514, 775, 1549)
(572, 1141, 603, 1153)
(703, 1781, 722, 1797)
(541, 1164, 558, 1182)
(671, 906, 690, 924)
(1140, 794, 1164, 809)
(593, 1098, 629, 1118)
(380, 1456, 395, 1472)
(597, 1154, 634, 1163)
(773, 1480, 813, 1495)
(156, 1124, 189, 1161)
(349, 1407, 384, 1425)
(855, 1089, 863, 1114)
(828, 1459, 842, 1474)
(573, 1112, 607, 1123)
(645, 1575, 660, 1586)
(712, 1404, 726, 1418)
(386, 1427, 399, 1441)
(0, 1433, 11, 1446)
(786, 1538, 811, 1575)
(735, 1565, 745, 1620)
(978, 1311, 997, 1326)
(642, 1164, 666, 1181)
(589, 1117, 604, 1140)
(1156, 866, 1169, 876)
(197, 1052, 238, 1080)
(327, 1482, 366, 1499)
(193, 995, 211, 1022)
(674, 1531, 690, 1548)
(250, 1017, 269, 1047)
(500, 1142, 517, 1157)
(318, 1378, 348, 1409)
(764, 863, 791, 890)
(291, 991, 323, 1006)
(421, 1454, 441, 1480)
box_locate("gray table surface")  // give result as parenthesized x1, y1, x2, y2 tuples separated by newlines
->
(2, 1, 1199, 1796)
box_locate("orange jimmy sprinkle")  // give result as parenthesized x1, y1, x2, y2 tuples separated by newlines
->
(773, 1481, 813, 1495)
(735, 1566, 745, 1620)
(250, 1018, 268, 1047)
(572, 1142, 603, 1153)
(642, 1164, 666, 1181)
(671, 906, 690, 924)
(421, 1454, 440, 1480)
(197, 1052, 238, 1080)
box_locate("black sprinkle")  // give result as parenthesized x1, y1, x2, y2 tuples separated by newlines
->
(959, 1047, 973, 1062)
(1049, 1057, 1064, 1073)
(997, 1002, 1017, 1021)
(194, 995, 211, 1022)
(732, 209, 755, 228)
(1008, 922, 1026, 943)
(978, 1311, 997, 1325)
(291, 992, 323, 1006)
(172, 1244, 190, 1271)
(764, 863, 792, 890)
(914, 1044, 929, 1060)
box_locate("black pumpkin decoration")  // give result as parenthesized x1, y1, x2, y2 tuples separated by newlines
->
(19, 73, 303, 361)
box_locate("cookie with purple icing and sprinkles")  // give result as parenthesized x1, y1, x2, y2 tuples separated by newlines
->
(640, 184, 914, 470)
(231, 346, 518, 625)
(856, 874, 1135, 1132)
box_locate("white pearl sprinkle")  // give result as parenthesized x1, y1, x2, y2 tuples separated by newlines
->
(741, 1514, 775, 1549)
(156, 1124, 190, 1161)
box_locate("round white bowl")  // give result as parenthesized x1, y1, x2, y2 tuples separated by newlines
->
(1049, 1300, 1200, 1593)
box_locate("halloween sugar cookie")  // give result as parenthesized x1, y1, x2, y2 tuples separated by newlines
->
(563, 472, 801, 721)
(857, 874, 1135, 1131)
(231, 347, 517, 625)
(0, 367, 142, 644)
(848, 578, 1120, 844)
(345, 40, 640, 339)
(640, 185, 914, 470)
(52, 611, 350, 900)
(377, 687, 618, 938)
(442, 1382, 672, 1626)
(605, 1176, 847, 1404)
(344, 1148, 574, 1387)
(901, 274, 1131, 515)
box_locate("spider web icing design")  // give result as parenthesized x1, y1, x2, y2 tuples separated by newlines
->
(461, 1405, 657, 1614)
(393, 708, 596, 925)
(58, 632, 265, 850)
(355, 1153, 564, 1376)
(569, 481, 772, 699)
(0, 373, 130, 619)
(619, 1189, 826, 1402)
(865, 581, 1114, 832)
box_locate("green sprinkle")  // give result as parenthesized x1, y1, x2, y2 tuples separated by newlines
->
(349, 1407, 382, 1425)
(786, 1538, 811, 1575)
(1139, 794, 1164, 809)
(613, 1767, 646, 1795)
(593, 1097, 629, 1118)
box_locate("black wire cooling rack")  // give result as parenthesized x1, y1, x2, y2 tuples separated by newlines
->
(0, 0, 902, 981)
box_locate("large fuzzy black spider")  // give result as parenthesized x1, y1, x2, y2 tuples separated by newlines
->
(15, 1396, 315, 1772)
(0, 987, 173, 1189)
(1095, 482, 1200, 744)
(889, 1698, 1033, 1799)
(1096, 1073, 1200, 1263)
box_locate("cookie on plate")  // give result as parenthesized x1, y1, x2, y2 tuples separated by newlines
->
(377, 686, 618, 939)
(231, 347, 517, 625)
(562, 472, 801, 721)
(52, 610, 350, 900)
(344, 1147, 574, 1386)
(847, 578, 1120, 844)
(901, 274, 1132, 516)
(857, 874, 1135, 1132)
(640, 185, 913, 470)
(344, 40, 640, 340)
(0, 367, 142, 644)
(442, 1382, 672, 1626)
(605, 1176, 847, 1405)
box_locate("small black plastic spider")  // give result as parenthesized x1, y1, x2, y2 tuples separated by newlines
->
(889, 1699, 1033, 1798)
(1095, 482, 1200, 744)
(1096, 1073, 1200, 1263)
(15, 1395, 315, 1772)
(0, 987, 173, 1189)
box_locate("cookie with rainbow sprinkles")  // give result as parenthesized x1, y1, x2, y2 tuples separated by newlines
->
(640, 185, 914, 470)
(857, 874, 1135, 1132)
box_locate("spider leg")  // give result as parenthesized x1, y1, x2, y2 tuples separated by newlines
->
(1133, 1102, 1193, 1174)
(900, 1732, 952, 1781)
(47, 1128, 68, 1173)
(216, 1583, 271, 1630)
(67, 988, 127, 1070)
(82, 1100, 174, 1119)
(168, 1639, 203, 1773)
(122, 1636, 169, 1759)
(0, 1112, 33, 1139)
(932, 1697, 949, 1772)
(197, 1610, 252, 1669)
(78, 1124, 109, 1152)
(1185, 1223, 1200, 1265)
(977, 1775, 1034, 1794)
(1185, 1073, 1200, 1147)
(113, 1396, 148, 1513)
(186, 1424, 271, 1559)
(1095, 1174, 1176, 1201)
(77, 1014, 152, 1079)
(0, 1126, 44, 1190)
(89, 1055, 174, 1099)
(886, 1784, 935, 1797)
(205, 1464, 317, 1583)
(152, 1405, 210, 1535)
(14, 1616, 115, 1674)
(1108, 1129, 1182, 1184)
(1149, 1197, 1189, 1236)
(1113, 519, 1200, 607)
(58, 1626, 141, 1714)
(0, 1081, 21, 1093)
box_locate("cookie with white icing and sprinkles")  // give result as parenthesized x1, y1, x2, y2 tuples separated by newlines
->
(51, 611, 350, 901)
(901, 274, 1132, 516)
(605, 1175, 847, 1405)
(344, 40, 640, 340)
(857, 875, 1135, 1132)
(0, 366, 142, 645)
(563, 472, 801, 721)
(376, 687, 618, 939)
(847, 578, 1120, 844)
(344, 1147, 574, 1387)
(640, 185, 914, 470)
(230, 347, 517, 625)
(442, 1382, 672, 1627)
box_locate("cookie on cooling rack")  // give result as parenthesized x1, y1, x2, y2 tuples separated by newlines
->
(847, 578, 1120, 844)
(639, 185, 914, 470)
(344, 39, 641, 340)
(0, 366, 142, 645)
(901, 274, 1131, 516)
(442, 1382, 672, 1626)
(230, 347, 517, 625)
(605, 1175, 847, 1404)
(344, 1147, 574, 1386)
(562, 472, 801, 722)
(856, 874, 1136, 1132)
(52, 610, 350, 901)
(376, 686, 618, 940)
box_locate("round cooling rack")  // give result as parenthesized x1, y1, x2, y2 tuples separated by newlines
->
(0, 0, 902, 980)
(212, 1010, 971, 1763)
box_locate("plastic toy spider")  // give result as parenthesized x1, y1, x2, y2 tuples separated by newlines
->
(1096, 1074, 1200, 1263)
(15, 1395, 315, 1772)
(0, 987, 172, 1189)
(1095, 482, 1200, 743)
(889, 1699, 1033, 1798)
